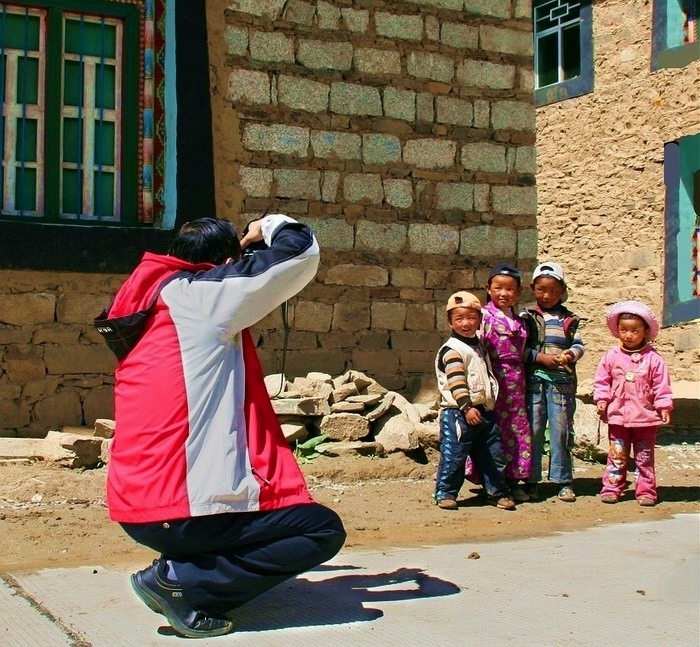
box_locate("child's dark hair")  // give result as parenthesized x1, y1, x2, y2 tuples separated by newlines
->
(168, 218, 241, 265)
(618, 312, 649, 330)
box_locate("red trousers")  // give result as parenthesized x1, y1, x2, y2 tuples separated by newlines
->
(601, 425, 657, 501)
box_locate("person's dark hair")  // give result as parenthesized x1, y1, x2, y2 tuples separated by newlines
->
(168, 218, 241, 265)
(618, 312, 649, 330)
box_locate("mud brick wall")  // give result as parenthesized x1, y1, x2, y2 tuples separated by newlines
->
(207, 0, 537, 392)
(0, 0, 536, 437)
(535, 0, 700, 396)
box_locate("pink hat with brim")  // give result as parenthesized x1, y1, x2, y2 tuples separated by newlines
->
(606, 301, 660, 341)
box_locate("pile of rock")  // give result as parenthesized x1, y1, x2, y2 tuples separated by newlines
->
(267, 370, 440, 458)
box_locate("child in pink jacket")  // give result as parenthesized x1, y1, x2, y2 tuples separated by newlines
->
(593, 301, 673, 507)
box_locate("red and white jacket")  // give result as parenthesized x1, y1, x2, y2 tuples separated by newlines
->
(97, 215, 319, 523)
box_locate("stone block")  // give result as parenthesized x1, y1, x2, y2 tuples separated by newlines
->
(326, 265, 388, 288)
(341, 8, 369, 32)
(492, 185, 537, 215)
(44, 345, 115, 375)
(391, 267, 424, 288)
(331, 301, 371, 331)
(330, 82, 382, 116)
(362, 134, 402, 164)
(228, 0, 286, 19)
(383, 87, 416, 121)
(0, 293, 55, 326)
(278, 75, 330, 113)
(435, 182, 475, 211)
(440, 22, 478, 49)
(514, 145, 537, 174)
(273, 169, 321, 200)
(344, 173, 384, 204)
(375, 12, 423, 41)
(407, 51, 454, 83)
(227, 69, 271, 104)
(373, 414, 419, 453)
(371, 302, 407, 330)
(320, 413, 370, 441)
(400, 350, 437, 372)
(480, 25, 533, 57)
(403, 139, 456, 169)
(518, 228, 538, 260)
(281, 423, 309, 443)
(404, 0, 463, 11)
(224, 25, 248, 56)
(294, 301, 333, 332)
(352, 349, 400, 375)
(244, 124, 309, 157)
(406, 303, 436, 331)
(283, 0, 316, 26)
(464, 0, 511, 18)
(316, 1, 341, 29)
(354, 48, 401, 75)
(491, 100, 536, 132)
(416, 92, 434, 123)
(249, 30, 294, 63)
(425, 14, 440, 40)
(355, 221, 407, 253)
(3, 344, 45, 382)
(626, 247, 656, 269)
(383, 179, 413, 209)
(93, 417, 116, 439)
(460, 225, 517, 258)
(320, 171, 339, 203)
(239, 167, 273, 198)
(331, 382, 359, 403)
(457, 59, 515, 90)
(271, 397, 331, 417)
(515, 0, 532, 19)
(311, 130, 362, 160)
(0, 399, 31, 430)
(473, 100, 489, 129)
(461, 142, 507, 173)
(435, 96, 473, 126)
(408, 223, 460, 255)
(297, 40, 353, 71)
(391, 331, 442, 351)
(364, 391, 395, 422)
(300, 217, 353, 251)
(317, 440, 384, 457)
(33, 390, 83, 429)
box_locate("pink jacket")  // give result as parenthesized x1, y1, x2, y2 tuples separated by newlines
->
(593, 345, 673, 428)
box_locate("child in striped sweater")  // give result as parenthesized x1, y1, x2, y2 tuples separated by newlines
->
(434, 291, 515, 511)
(521, 262, 585, 503)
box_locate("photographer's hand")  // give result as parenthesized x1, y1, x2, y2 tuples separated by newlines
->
(240, 219, 264, 250)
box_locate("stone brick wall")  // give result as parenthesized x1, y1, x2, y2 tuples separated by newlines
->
(207, 0, 537, 391)
(535, 0, 700, 401)
(0, 0, 536, 437)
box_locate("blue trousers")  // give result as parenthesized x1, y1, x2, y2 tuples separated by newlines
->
(526, 376, 576, 484)
(435, 407, 508, 501)
(121, 503, 346, 616)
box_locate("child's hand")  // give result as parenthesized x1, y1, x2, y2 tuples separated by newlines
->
(596, 402, 608, 418)
(558, 351, 573, 365)
(536, 353, 560, 370)
(659, 410, 671, 425)
(465, 407, 483, 425)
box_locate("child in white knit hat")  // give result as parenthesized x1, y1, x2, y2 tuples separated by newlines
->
(593, 301, 673, 506)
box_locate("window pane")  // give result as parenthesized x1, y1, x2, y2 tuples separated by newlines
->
(537, 32, 559, 88)
(63, 118, 82, 164)
(15, 117, 37, 162)
(1, 12, 40, 51)
(534, 0, 559, 31)
(94, 171, 115, 218)
(15, 167, 37, 212)
(62, 169, 81, 215)
(562, 23, 581, 80)
(94, 63, 116, 110)
(16, 56, 39, 105)
(65, 19, 116, 58)
(94, 120, 115, 166)
(63, 60, 83, 106)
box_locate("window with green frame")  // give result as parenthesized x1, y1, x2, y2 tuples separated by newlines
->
(1, 0, 138, 224)
(652, 0, 700, 70)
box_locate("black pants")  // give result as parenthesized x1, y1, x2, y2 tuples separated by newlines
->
(121, 503, 346, 615)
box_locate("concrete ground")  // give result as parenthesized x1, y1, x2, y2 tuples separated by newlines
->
(1, 514, 698, 646)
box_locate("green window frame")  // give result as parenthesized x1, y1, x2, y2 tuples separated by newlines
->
(1, 0, 138, 224)
(652, 0, 700, 70)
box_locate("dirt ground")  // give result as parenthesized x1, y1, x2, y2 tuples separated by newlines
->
(0, 445, 698, 573)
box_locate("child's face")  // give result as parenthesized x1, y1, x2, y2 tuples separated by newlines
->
(488, 275, 520, 309)
(532, 276, 565, 309)
(448, 307, 481, 338)
(618, 316, 648, 351)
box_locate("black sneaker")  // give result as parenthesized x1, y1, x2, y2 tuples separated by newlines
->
(131, 559, 233, 639)
(523, 483, 539, 501)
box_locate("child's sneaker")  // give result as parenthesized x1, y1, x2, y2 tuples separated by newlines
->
(600, 494, 619, 504)
(523, 483, 539, 501)
(638, 497, 656, 507)
(436, 497, 458, 510)
(487, 494, 516, 510)
(557, 485, 576, 502)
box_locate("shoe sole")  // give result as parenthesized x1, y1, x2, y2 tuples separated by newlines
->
(131, 573, 233, 639)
